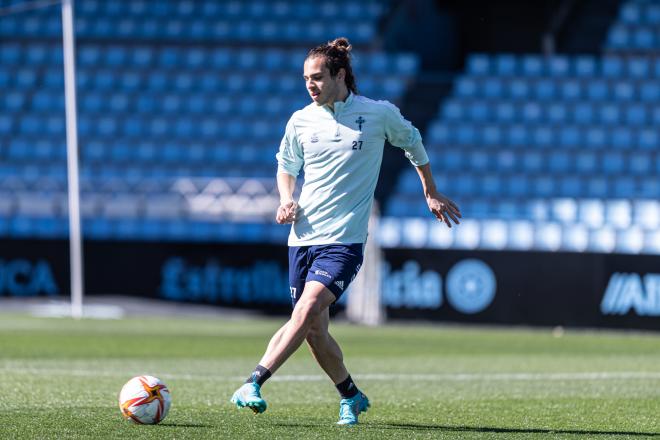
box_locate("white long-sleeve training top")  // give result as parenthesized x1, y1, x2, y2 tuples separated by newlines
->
(276, 92, 429, 246)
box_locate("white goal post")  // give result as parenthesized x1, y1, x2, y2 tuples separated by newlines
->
(346, 203, 385, 326)
(61, 0, 85, 319)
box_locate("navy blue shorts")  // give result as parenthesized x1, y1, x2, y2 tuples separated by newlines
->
(288, 243, 364, 307)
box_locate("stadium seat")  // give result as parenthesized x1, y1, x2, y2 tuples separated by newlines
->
(494, 102, 516, 122)
(586, 80, 609, 100)
(613, 81, 635, 101)
(589, 227, 616, 253)
(481, 220, 508, 249)
(482, 78, 504, 99)
(640, 177, 660, 198)
(548, 151, 571, 173)
(495, 54, 517, 76)
(521, 102, 542, 123)
(534, 222, 562, 251)
(562, 224, 589, 252)
(573, 103, 595, 124)
(547, 103, 568, 123)
(4, 92, 26, 112)
(586, 177, 609, 198)
(575, 152, 597, 174)
(578, 199, 605, 228)
(531, 175, 555, 197)
(467, 102, 490, 122)
(633, 200, 660, 229)
(455, 78, 477, 98)
(637, 129, 658, 149)
(548, 56, 570, 76)
(627, 57, 650, 78)
(144, 195, 184, 219)
(102, 195, 142, 218)
(521, 55, 543, 76)
(598, 104, 621, 124)
(574, 56, 596, 77)
(640, 81, 660, 102)
(648, 4, 660, 24)
(611, 126, 633, 149)
(560, 176, 582, 197)
(633, 27, 655, 48)
(607, 25, 629, 48)
(15, 192, 59, 217)
(606, 199, 632, 228)
(507, 220, 534, 249)
(616, 226, 644, 253)
(602, 152, 625, 174)
(509, 79, 530, 100)
(482, 125, 503, 146)
(456, 124, 477, 145)
(602, 57, 624, 77)
(621, 3, 640, 24)
(533, 79, 556, 100)
(551, 198, 577, 223)
(505, 174, 530, 198)
(613, 176, 636, 198)
(441, 101, 462, 121)
(466, 54, 491, 76)
(584, 127, 606, 149)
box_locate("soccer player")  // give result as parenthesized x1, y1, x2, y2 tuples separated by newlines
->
(231, 37, 461, 425)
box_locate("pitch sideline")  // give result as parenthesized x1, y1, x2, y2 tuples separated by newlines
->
(1, 365, 659, 382)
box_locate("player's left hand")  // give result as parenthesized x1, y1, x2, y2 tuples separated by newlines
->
(427, 193, 461, 228)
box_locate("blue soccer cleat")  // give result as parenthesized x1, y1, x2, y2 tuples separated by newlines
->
(337, 392, 370, 425)
(230, 382, 267, 414)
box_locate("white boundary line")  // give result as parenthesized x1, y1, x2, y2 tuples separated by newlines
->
(1, 367, 660, 382)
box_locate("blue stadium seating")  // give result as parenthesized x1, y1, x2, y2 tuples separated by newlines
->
(412, 4, 660, 252)
(3, 0, 659, 253)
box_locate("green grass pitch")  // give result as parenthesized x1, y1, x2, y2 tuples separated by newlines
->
(1, 313, 659, 439)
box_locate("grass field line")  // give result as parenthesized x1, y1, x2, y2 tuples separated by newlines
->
(2, 365, 660, 383)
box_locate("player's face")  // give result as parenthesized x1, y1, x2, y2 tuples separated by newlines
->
(303, 56, 344, 106)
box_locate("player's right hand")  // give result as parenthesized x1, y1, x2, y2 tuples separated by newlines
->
(276, 201, 298, 224)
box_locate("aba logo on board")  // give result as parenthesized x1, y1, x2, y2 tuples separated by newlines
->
(601, 272, 660, 316)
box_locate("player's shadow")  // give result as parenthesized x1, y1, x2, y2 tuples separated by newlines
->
(159, 422, 213, 428)
(372, 422, 660, 437)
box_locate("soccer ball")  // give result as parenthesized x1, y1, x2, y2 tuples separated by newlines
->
(119, 375, 171, 424)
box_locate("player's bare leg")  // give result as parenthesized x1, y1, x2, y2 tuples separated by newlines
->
(263, 321, 289, 361)
(305, 301, 370, 425)
(258, 281, 335, 373)
(232, 281, 335, 414)
(305, 308, 349, 383)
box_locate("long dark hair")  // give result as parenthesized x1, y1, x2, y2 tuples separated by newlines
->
(306, 37, 358, 94)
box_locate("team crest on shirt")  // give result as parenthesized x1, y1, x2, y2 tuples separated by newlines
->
(310, 133, 319, 143)
(355, 116, 365, 131)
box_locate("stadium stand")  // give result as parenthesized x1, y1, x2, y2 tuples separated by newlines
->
(606, 0, 660, 51)
(384, 0, 660, 254)
(0, 0, 419, 241)
(3, 0, 659, 255)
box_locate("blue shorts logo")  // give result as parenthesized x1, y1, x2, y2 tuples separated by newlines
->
(314, 269, 332, 279)
(446, 259, 496, 314)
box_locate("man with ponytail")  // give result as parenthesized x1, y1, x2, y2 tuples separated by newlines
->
(231, 37, 461, 425)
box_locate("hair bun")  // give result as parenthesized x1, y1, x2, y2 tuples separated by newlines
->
(329, 37, 352, 52)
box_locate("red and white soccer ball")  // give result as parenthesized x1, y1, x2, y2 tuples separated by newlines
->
(119, 375, 171, 425)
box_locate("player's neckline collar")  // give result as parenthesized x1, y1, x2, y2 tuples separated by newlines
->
(322, 92, 354, 114)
